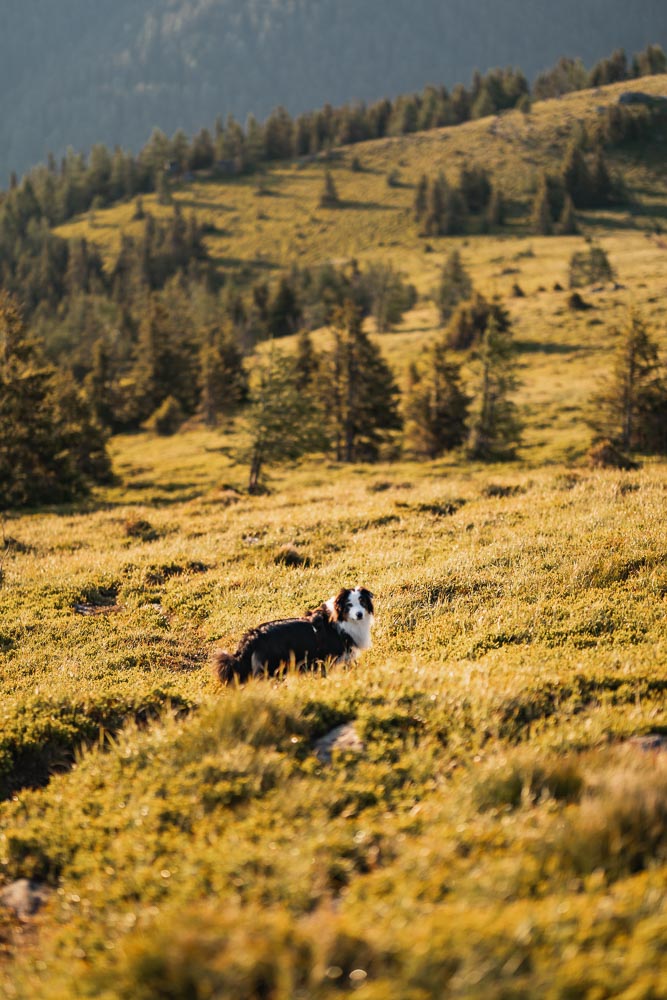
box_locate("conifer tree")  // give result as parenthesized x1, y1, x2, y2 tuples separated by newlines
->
(447, 292, 511, 352)
(323, 302, 402, 462)
(404, 341, 470, 457)
(561, 140, 593, 208)
(557, 195, 578, 235)
(467, 314, 522, 460)
(590, 311, 667, 453)
(414, 174, 428, 222)
(568, 245, 614, 287)
(198, 323, 248, 426)
(245, 347, 327, 493)
(268, 276, 302, 338)
(0, 293, 111, 507)
(84, 338, 117, 430)
(436, 250, 473, 324)
(486, 184, 506, 228)
(294, 329, 319, 390)
(590, 147, 613, 206)
(421, 175, 446, 236)
(531, 175, 554, 235)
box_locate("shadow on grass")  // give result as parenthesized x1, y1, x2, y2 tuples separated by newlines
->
(515, 339, 589, 355)
(208, 255, 279, 273)
(328, 199, 400, 212)
(174, 197, 236, 213)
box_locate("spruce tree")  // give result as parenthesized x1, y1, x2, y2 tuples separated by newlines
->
(561, 140, 593, 208)
(486, 184, 505, 228)
(568, 245, 614, 287)
(414, 174, 428, 222)
(84, 338, 117, 430)
(0, 293, 111, 507)
(404, 341, 470, 457)
(245, 348, 327, 493)
(436, 250, 473, 325)
(294, 329, 318, 390)
(590, 147, 613, 206)
(421, 174, 446, 236)
(590, 311, 667, 453)
(467, 314, 522, 460)
(530, 175, 554, 235)
(557, 195, 578, 235)
(323, 302, 402, 462)
(198, 323, 248, 426)
(268, 276, 302, 338)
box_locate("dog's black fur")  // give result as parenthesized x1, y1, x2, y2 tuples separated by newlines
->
(212, 587, 374, 685)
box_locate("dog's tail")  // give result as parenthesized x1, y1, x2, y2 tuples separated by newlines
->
(211, 648, 253, 685)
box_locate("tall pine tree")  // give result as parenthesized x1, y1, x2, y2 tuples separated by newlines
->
(323, 302, 402, 462)
(590, 311, 667, 454)
(404, 341, 470, 458)
(467, 314, 522, 460)
(0, 293, 111, 507)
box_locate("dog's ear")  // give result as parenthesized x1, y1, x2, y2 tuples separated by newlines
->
(358, 588, 374, 615)
(333, 588, 350, 621)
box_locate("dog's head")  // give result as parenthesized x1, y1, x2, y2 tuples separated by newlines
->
(331, 586, 374, 624)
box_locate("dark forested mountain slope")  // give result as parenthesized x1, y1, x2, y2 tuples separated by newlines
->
(3, 0, 666, 182)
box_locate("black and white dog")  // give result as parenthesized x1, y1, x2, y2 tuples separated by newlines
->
(212, 586, 374, 685)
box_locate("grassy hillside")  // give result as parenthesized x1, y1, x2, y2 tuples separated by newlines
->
(2, 78, 667, 996)
(1, 438, 667, 996)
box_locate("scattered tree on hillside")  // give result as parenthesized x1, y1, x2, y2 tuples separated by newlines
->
(364, 263, 417, 333)
(458, 164, 492, 214)
(589, 311, 667, 454)
(561, 139, 593, 208)
(589, 48, 628, 87)
(533, 56, 589, 100)
(245, 347, 327, 493)
(557, 194, 578, 235)
(416, 173, 467, 237)
(486, 184, 506, 228)
(404, 342, 470, 458)
(467, 313, 522, 461)
(268, 276, 302, 338)
(198, 323, 248, 426)
(530, 174, 554, 235)
(568, 245, 614, 287)
(590, 148, 613, 206)
(294, 329, 319, 390)
(436, 250, 473, 325)
(322, 302, 402, 462)
(446, 292, 512, 352)
(414, 174, 428, 222)
(0, 293, 111, 508)
(130, 298, 199, 426)
(632, 43, 667, 77)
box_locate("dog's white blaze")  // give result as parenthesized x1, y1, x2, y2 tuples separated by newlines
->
(327, 587, 374, 651)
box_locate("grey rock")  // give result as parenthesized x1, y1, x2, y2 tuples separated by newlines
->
(0, 879, 50, 919)
(314, 723, 364, 764)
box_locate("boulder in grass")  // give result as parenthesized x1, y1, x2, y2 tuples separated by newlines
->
(0, 879, 50, 920)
